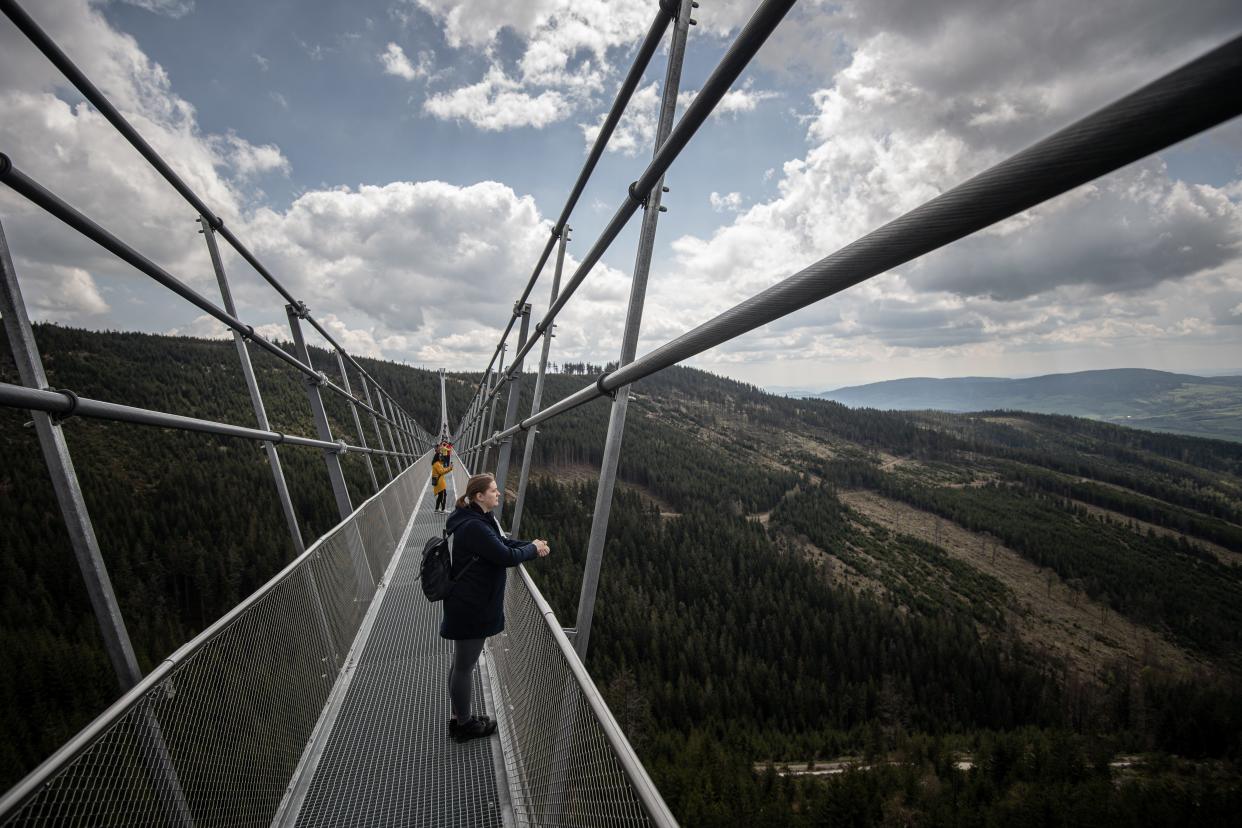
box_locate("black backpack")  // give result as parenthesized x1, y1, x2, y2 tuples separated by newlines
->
(419, 527, 476, 602)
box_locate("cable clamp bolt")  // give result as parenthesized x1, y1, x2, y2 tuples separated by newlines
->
(335, 440, 348, 455)
(627, 181, 649, 210)
(47, 387, 81, 423)
(315, 370, 328, 387)
(594, 373, 616, 400)
(293, 301, 310, 319)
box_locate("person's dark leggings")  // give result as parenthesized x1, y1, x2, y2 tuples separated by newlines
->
(448, 638, 485, 721)
(435, 489, 447, 510)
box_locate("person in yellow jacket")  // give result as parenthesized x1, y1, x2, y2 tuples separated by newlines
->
(432, 450, 453, 513)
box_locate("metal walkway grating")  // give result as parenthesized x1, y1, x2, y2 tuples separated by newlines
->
(292, 475, 505, 828)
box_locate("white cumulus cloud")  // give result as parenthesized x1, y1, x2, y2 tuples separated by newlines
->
(380, 42, 429, 81)
(641, 0, 1242, 382)
(709, 191, 743, 213)
(424, 67, 569, 131)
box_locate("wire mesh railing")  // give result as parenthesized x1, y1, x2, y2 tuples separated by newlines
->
(490, 571, 673, 827)
(450, 463, 676, 827)
(0, 453, 433, 827)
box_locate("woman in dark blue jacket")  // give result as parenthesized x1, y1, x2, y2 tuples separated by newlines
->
(443, 473, 549, 742)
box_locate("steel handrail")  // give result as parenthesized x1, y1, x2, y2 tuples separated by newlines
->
(0, 382, 407, 458)
(467, 29, 1242, 451)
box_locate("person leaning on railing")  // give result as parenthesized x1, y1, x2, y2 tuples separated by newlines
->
(442, 473, 550, 742)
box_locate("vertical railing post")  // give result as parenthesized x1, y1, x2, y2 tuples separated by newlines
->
(467, 382, 486, 469)
(285, 305, 354, 521)
(401, 409, 417, 456)
(0, 220, 143, 690)
(284, 305, 375, 602)
(377, 392, 403, 469)
(202, 217, 341, 684)
(492, 304, 531, 519)
(359, 375, 394, 482)
(481, 346, 506, 473)
(412, 414, 423, 453)
(382, 392, 404, 463)
(438, 369, 449, 439)
(334, 350, 379, 494)
(462, 396, 475, 465)
(390, 396, 414, 462)
(511, 227, 569, 535)
(200, 218, 307, 555)
(575, 0, 692, 660)
(0, 219, 194, 826)
(472, 388, 486, 466)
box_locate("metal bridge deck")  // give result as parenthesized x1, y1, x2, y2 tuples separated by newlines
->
(288, 474, 506, 827)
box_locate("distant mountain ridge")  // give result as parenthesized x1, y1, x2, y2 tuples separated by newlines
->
(818, 368, 1242, 442)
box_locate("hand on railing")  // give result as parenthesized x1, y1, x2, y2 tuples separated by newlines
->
(533, 539, 551, 557)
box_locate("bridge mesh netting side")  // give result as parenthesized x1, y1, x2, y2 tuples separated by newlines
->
(452, 464, 664, 827)
(1, 456, 431, 827)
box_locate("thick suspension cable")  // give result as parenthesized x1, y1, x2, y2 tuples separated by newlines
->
(469, 30, 1242, 450)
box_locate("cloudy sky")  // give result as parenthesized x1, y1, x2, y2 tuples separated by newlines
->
(1, 0, 1240, 394)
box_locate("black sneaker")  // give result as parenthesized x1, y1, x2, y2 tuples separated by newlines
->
(453, 715, 497, 743)
(447, 715, 490, 737)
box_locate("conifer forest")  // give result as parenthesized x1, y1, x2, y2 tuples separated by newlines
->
(3, 325, 1241, 825)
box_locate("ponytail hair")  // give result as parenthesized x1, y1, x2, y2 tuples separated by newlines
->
(455, 473, 495, 509)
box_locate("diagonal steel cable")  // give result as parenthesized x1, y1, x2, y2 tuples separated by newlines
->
(462, 0, 796, 436)
(0, 0, 432, 442)
(469, 30, 1242, 450)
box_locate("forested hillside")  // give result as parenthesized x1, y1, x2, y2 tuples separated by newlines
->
(3, 326, 1241, 824)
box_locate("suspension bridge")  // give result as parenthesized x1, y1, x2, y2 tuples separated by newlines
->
(1, 0, 1240, 824)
